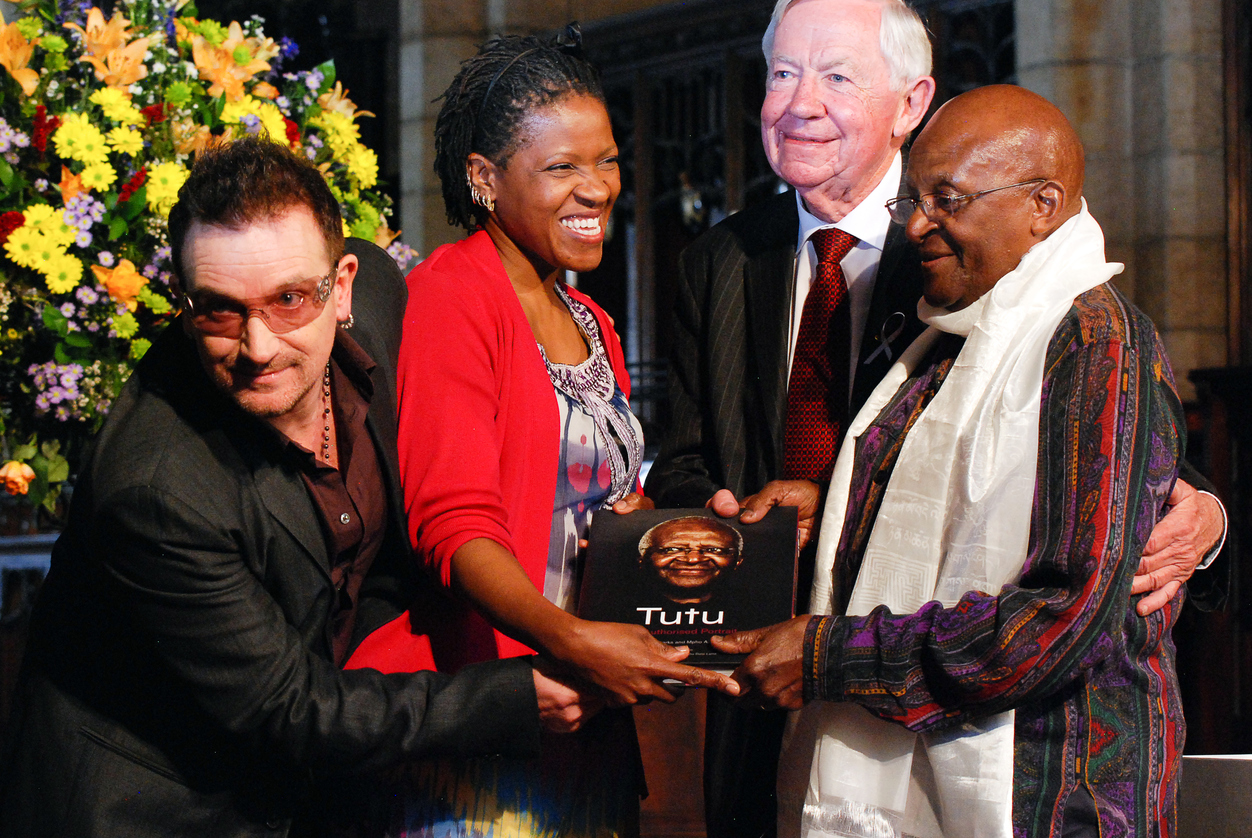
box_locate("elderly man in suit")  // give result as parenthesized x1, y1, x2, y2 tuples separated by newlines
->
(0, 137, 579, 837)
(644, 1, 1224, 836)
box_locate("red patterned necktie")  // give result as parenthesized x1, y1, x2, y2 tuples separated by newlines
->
(784, 227, 859, 482)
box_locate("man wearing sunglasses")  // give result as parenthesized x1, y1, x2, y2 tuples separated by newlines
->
(719, 84, 1185, 838)
(0, 138, 581, 837)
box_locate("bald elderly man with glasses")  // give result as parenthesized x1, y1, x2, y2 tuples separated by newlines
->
(0, 137, 596, 838)
(718, 85, 1191, 838)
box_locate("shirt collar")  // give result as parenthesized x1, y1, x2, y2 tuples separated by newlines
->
(795, 151, 902, 253)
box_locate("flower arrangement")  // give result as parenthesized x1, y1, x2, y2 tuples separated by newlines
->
(0, 0, 417, 518)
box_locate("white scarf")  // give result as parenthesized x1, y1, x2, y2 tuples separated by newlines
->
(778, 202, 1121, 838)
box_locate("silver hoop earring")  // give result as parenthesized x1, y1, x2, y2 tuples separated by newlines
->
(467, 174, 495, 213)
(471, 186, 495, 213)
(338, 312, 355, 330)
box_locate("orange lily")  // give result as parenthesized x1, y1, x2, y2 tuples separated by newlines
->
(64, 8, 149, 89)
(169, 115, 221, 156)
(0, 20, 40, 97)
(373, 222, 401, 249)
(189, 20, 276, 101)
(64, 7, 134, 59)
(317, 81, 374, 121)
(89, 37, 150, 89)
(59, 166, 87, 203)
(92, 258, 148, 311)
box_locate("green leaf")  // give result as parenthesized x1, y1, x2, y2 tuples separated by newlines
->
(64, 332, 91, 348)
(315, 59, 336, 93)
(109, 216, 128, 241)
(122, 188, 147, 219)
(12, 443, 36, 461)
(53, 343, 71, 364)
(0, 156, 13, 189)
(40, 485, 61, 516)
(41, 304, 68, 336)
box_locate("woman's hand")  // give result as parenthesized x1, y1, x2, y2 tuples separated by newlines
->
(551, 618, 740, 706)
(451, 538, 739, 707)
(532, 658, 604, 733)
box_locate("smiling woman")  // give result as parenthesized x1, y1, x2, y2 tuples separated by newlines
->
(343, 24, 735, 838)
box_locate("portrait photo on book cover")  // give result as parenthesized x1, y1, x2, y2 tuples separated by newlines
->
(578, 508, 798, 667)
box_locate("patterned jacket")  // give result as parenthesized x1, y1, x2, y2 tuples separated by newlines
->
(805, 283, 1185, 838)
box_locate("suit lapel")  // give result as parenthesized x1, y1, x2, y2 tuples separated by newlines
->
(851, 219, 926, 413)
(252, 455, 332, 578)
(742, 193, 800, 467)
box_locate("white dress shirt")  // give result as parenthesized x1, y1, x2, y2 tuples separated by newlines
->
(787, 151, 904, 401)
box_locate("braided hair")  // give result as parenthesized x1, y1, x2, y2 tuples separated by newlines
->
(433, 24, 606, 230)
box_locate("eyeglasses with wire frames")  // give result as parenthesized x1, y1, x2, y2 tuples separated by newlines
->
(885, 178, 1047, 226)
(181, 264, 338, 338)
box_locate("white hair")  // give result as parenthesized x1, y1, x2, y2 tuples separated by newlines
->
(761, 0, 933, 91)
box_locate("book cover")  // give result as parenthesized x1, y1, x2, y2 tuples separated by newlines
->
(577, 507, 799, 668)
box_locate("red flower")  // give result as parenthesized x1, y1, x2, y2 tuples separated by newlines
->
(117, 168, 147, 203)
(0, 211, 24, 245)
(32, 105, 61, 154)
(141, 103, 168, 126)
(283, 117, 300, 148)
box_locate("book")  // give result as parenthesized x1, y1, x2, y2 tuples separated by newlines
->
(577, 507, 799, 668)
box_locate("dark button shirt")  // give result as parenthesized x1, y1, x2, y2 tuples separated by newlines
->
(279, 333, 387, 665)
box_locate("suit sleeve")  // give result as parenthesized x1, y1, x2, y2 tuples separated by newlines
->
(97, 485, 539, 774)
(645, 240, 725, 507)
(804, 333, 1183, 730)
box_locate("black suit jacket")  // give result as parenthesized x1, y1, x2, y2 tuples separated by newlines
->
(646, 189, 926, 507)
(0, 240, 540, 837)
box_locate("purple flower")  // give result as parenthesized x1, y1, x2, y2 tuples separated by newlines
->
(240, 113, 262, 135)
(97, 251, 115, 268)
(75, 230, 93, 248)
(142, 264, 158, 279)
(34, 179, 48, 192)
(387, 241, 419, 271)
(60, 303, 76, 318)
(304, 69, 324, 92)
(155, 245, 172, 264)
(35, 393, 51, 411)
(54, 405, 71, 422)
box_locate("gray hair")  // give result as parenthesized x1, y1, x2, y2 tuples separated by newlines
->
(761, 0, 933, 92)
(638, 516, 745, 558)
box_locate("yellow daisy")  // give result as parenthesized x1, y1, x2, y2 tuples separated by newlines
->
(52, 112, 110, 166)
(146, 161, 189, 218)
(42, 252, 84, 295)
(81, 162, 118, 191)
(107, 126, 145, 156)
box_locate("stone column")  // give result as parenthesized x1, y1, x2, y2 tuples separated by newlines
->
(1128, 0, 1226, 395)
(398, 1, 487, 256)
(1017, 0, 1226, 399)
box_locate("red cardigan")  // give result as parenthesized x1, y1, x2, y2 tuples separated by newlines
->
(348, 231, 632, 673)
